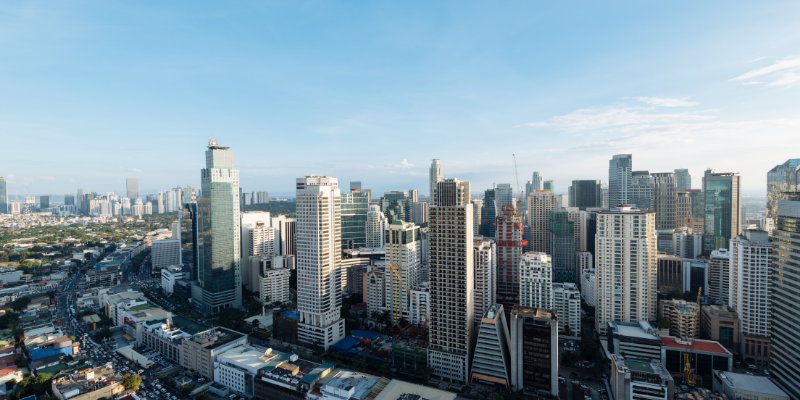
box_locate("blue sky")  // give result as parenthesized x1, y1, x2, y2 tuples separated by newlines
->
(2, 1, 799, 197)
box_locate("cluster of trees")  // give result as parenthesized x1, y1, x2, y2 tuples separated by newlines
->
(94, 327, 113, 341)
(121, 373, 142, 390)
(8, 373, 54, 400)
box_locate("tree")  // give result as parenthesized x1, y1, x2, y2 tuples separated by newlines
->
(657, 317, 672, 330)
(69, 335, 76, 341)
(179, 386, 194, 397)
(10, 297, 31, 312)
(13, 356, 27, 368)
(5, 379, 16, 391)
(415, 364, 433, 382)
(398, 316, 409, 328)
(94, 327, 112, 341)
(195, 391, 212, 400)
(121, 374, 142, 390)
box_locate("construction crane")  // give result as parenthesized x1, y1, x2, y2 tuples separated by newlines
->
(513, 154, 523, 203)
(683, 287, 702, 386)
(387, 262, 430, 330)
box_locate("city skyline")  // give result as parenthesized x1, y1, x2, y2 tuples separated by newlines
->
(2, 2, 799, 195)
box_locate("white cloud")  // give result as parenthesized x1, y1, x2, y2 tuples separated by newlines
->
(731, 55, 800, 86)
(38, 175, 55, 181)
(518, 105, 715, 132)
(6, 174, 14, 182)
(747, 56, 767, 63)
(637, 97, 699, 107)
(399, 159, 414, 168)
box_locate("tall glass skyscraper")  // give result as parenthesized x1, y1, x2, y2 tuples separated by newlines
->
(64, 193, 74, 206)
(181, 202, 199, 281)
(543, 180, 555, 193)
(770, 197, 800, 399)
(0, 176, 6, 214)
(480, 189, 497, 238)
(126, 178, 138, 199)
(496, 184, 513, 216)
(674, 168, 691, 191)
(380, 191, 412, 223)
(767, 158, 800, 219)
(568, 180, 602, 210)
(609, 154, 632, 208)
(341, 190, 369, 249)
(194, 140, 241, 313)
(703, 169, 741, 253)
(531, 172, 543, 191)
(549, 210, 576, 283)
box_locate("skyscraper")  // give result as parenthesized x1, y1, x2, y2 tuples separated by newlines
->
(428, 178, 474, 383)
(767, 159, 800, 219)
(380, 191, 412, 223)
(473, 238, 497, 324)
(703, 169, 742, 252)
(194, 140, 241, 313)
(126, 178, 138, 199)
(527, 190, 558, 255)
(408, 189, 419, 203)
(295, 175, 345, 350)
(509, 306, 558, 395)
(471, 199, 482, 236)
(629, 171, 653, 211)
(707, 249, 730, 304)
(496, 184, 513, 216)
(595, 205, 657, 335)
(64, 193, 74, 206)
(0, 177, 7, 214)
(532, 172, 543, 191)
(675, 168, 692, 191)
(543, 180, 555, 193)
(652, 172, 677, 230)
(770, 198, 800, 398)
(39, 195, 49, 209)
(519, 252, 553, 310)
(480, 189, 497, 238)
(76, 188, 83, 214)
(341, 190, 369, 249)
(385, 221, 421, 325)
(729, 231, 772, 368)
(429, 159, 443, 199)
(609, 154, 633, 208)
(568, 180, 602, 210)
(366, 205, 387, 248)
(549, 210, 576, 283)
(496, 205, 523, 318)
(240, 212, 272, 291)
(181, 202, 199, 281)
(350, 181, 362, 192)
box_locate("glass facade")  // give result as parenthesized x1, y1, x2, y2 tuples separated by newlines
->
(675, 168, 692, 191)
(549, 211, 576, 282)
(196, 143, 241, 314)
(543, 180, 554, 193)
(480, 189, 497, 238)
(704, 179, 735, 252)
(497, 183, 514, 216)
(767, 159, 800, 219)
(609, 154, 632, 208)
(0, 177, 6, 214)
(569, 180, 602, 210)
(380, 191, 412, 223)
(770, 199, 800, 399)
(341, 191, 369, 249)
(181, 202, 199, 281)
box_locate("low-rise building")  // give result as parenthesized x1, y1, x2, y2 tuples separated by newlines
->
(253, 354, 335, 400)
(52, 367, 124, 400)
(700, 305, 740, 351)
(141, 318, 191, 362)
(181, 327, 248, 380)
(659, 299, 699, 339)
(309, 369, 383, 400)
(372, 379, 456, 400)
(712, 370, 789, 400)
(660, 336, 733, 377)
(85, 265, 121, 287)
(258, 256, 292, 305)
(470, 304, 511, 389)
(606, 321, 662, 361)
(161, 266, 184, 295)
(609, 355, 674, 400)
(214, 346, 276, 397)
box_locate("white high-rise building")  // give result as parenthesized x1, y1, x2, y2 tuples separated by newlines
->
(576, 251, 592, 276)
(532, 172, 543, 191)
(366, 205, 387, 248)
(729, 231, 772, 340)
(580, 269, 596, 307)
(471, 199, 483, 235)
(384, 221, 421, 325)
(126, 178, 138, 200)
(708, 249, 730, 304)
(258, 255, 292, 305)
(143, 202, 152, 215)
(240, 211, 272, 290)
(411, 201, 429, 225)
(473, 238, 497, 324)
(595, 205, 657, 335)
(410, 282, 430, 327)
(608, 154, 632, 208)
(429, 159, 443, 199)
(295, 176, 345, 350)
(151, 240, 181, 271)
(553, 282, 581, 337)
(271, 215, 296, 256)
(428, 178, 474, 383)
(157, 191, 165, 214)
(519, 252, 553, 310)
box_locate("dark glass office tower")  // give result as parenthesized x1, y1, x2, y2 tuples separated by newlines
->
(181, 202, 199, 281)
(0, 177, 6, 214)
(549, 210, 576, 283)
(609, 154, 632, 208)
(64, 193, 75, 206)
(770, 197, 800, 399)
(380, 191, 412, 223)
(195, 140, 241, 313)
(40, 195, 49, 209)
(341, 190, 369, 249)
(767, 159, 800, 219)
(703, 170, 741, 253)
(480, 189, 497, 238)
(568, 180, 602, 210)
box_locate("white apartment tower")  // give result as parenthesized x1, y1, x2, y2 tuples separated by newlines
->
(520, 252, 553, 310)
(553, 282, 581, 337)
(429, 159, 443, 199)
(295, 175, 346, 350)
(473, 238, 497, 325)
(595, 205, 657, 335)
(729, 231, 772, 339)
(428, 178, 474, 383)
(384, 221, 421, 325)
(471, 199, 483, 236)
(241, 211, 272, 291)
(708, 249, 730, 304)
(366, 205, 387, 248)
